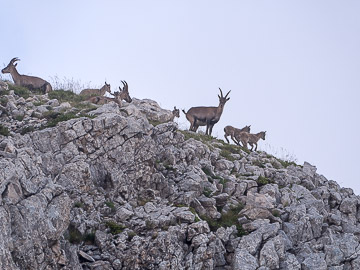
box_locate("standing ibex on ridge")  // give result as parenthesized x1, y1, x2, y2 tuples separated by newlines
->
(1, 57, 52, 94)
(224, 125, 251, 145)
(80, 81, 111, 96)
(182, 88, 230, 136)
(235, 131, 266, 151)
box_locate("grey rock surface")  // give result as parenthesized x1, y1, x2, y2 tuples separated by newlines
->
(1, 83, 360, 269)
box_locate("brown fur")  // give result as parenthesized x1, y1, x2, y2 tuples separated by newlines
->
(1, 57, 52, 94)
(80, 82, 111, 96)
(235, 131, 266, 151)
(88, 81, 132, 106)
(170, 106, 180, 121)
(224, 125, 251, 145)
(183, 88, 230, 135)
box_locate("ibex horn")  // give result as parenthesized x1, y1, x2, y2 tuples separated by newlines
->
(225, 90, 231, 98)
(10, 57, 20, 64)
(219, 87, 223, 97)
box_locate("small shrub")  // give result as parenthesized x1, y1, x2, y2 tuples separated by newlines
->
(203, 188, 212, 198)
(105, 201, 116, 212)
(149, 120, 163, 126)
(74, 202, 84, 208)
(41, 112, 81, 128)
(200, 204, 246, 237)
(278, 159, 297, 168)
(0, 125, 10, 136)
(220, 149, 237, 161)
(257, 175, 269, 186)
(252, 160, 265, 168)
(65, 224, 82, 244)
(20, 126, 35, 135)
(83, 231, 96, 244)
(0, 97, 8, 106)
(272, 209, 281, 217)
(14, 115, 24, 121)
(218, 178, 228, 186)
(33, 101, 45, 106)
(127, 231, 137, 241)
(201, 167, 212, 177)
(105, 221, 125, 235)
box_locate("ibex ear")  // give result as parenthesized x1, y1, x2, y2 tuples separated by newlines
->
(226, 97, 230, 101)
(14, 63, 17, 67)
(218, 95, 221, 99)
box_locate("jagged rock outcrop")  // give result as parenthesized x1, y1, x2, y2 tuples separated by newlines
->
(1, 81, 360, 269)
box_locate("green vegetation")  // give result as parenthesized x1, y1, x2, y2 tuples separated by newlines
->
(65, 224, 83, 244)
(203, 187, 212, 198)
(14, 115, 24, 121)
(201, 167, 226, 184)
(83, 231, 96, 245)
(0, 97, 8, 106)
(178, 130, 215, 144)
(33, 101, 45, 106)
(257, 175, 270, 186)
(105, 201, 115, 208)
(105, 221, 126, 235)
(7, 84, 32, 99)
(200, 204, 246, 237)
(278, 159, 297, 168)
(0, 125, 10, 136)
(48, 89, 86, 103)
(149, 120, 163, 126)
(127, 231, 137, 241)
(272, 209, 281, 217)
(48, 89, 97, 113)
(252, 160, 265, 168)
(20, 126, 35, 135)
(74, 202, 84, 208)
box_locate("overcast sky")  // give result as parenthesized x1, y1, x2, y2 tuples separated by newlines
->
(2, 1, 360, 193)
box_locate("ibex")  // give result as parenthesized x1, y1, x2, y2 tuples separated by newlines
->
(1, 57, 52, 94)
(224, 125, 251, 145)
(170, 106, 180, 122)
(79, 82, 111, 96)
(88, 81, 132, 106)
(115, 80, 132, 105)
(235, 131, 266, 151)
(182, 88, 230, 135)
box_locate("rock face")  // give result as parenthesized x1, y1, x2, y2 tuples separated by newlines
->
(1, 82, 360, 269)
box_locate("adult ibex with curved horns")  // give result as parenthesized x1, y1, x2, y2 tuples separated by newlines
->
(1, 57, 52, 93)
(183, 88, 230, 136)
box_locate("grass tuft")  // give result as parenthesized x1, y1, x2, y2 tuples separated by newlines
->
(105, 221, 126, 235)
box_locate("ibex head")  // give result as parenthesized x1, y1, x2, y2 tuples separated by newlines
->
(2, 57, 20, 74)
(218, 88, 231, 108)
(118, 80, 132, 103)
(104, 81, 111, 94)
(172, 106, 180, 118)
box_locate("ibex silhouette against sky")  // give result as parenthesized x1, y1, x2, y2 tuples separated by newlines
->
(183, 88, 230, 136)
(88, 80, 132, 106)
(170, 106, 180, 122)
(79, 81, 111, 96)
(1, 57, 52, 94)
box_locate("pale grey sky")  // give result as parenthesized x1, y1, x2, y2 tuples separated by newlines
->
(2, 1, 360, 193)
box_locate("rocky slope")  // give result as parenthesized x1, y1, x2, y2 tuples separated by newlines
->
(1, 82, 360, 270)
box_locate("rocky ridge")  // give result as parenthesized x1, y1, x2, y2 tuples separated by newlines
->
(1, 82, 360, 269)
